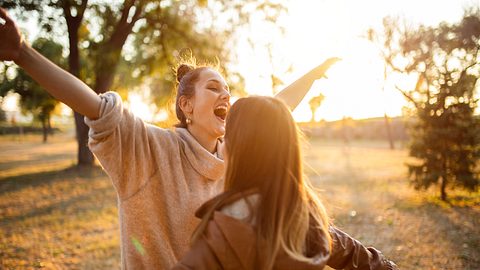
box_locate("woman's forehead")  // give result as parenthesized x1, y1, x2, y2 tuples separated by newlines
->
(200, 69, 228, 86)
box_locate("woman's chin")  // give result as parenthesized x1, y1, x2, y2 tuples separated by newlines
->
(213, 126, 226, 138)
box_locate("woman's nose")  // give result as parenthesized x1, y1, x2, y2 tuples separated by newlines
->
(221, 90, 231, 101)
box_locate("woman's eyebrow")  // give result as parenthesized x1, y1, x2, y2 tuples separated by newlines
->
(207, 79, 230, 91)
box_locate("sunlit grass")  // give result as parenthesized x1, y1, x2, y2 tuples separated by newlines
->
(0, 134, 478, 269)
(0, 133, 120, 269)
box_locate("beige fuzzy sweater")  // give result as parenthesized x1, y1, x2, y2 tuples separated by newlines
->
(85, 92, 225, 269)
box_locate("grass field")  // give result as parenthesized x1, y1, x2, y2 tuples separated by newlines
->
(0, 133, 479, 269)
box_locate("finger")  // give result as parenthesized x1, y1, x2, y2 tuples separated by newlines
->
(326, 57, 342, 63)
(0, 8, 14, 24)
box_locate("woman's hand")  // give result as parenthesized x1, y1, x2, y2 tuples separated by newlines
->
(309, 57, 341, 80)
(275, 57, 341, 110)
(0, 7, 101, 119)
(0, 8, 23, 62)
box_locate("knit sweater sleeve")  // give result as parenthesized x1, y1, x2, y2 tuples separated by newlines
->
(84, 91, 174, 199)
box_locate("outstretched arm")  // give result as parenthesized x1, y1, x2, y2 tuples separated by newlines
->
(327, 226, 398, 270)
(274, 57, 340, 110)
(0, 8, 101, 119)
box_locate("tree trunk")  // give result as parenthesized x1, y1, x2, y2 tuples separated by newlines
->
(42, 118, 48, 143)
(440, 158, 449, 201)
(74, 111, 94, 165)
(47, 115, 52, 134)
(65, 3, 95, 166)
(67, 0, 142, 166)
(94, 71, 117, 94)
(384, 113, 395, 150)
(440, 177, 448, 201)
(92, 1, 144, 94)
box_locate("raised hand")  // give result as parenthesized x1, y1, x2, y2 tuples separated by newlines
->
(0, 7, 101, 119)
(0, 8, 23, 62)
(275, 57, 341, 110)
(309, 57, 341, 80)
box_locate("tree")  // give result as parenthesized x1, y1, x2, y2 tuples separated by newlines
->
(2, 0, 286, 166)
(308, 93, 324, 123)
(378, 10, 480, 200)
(0, 38, 64, 142)
(365, 23, 397, 149)
(0, 106, 6, 123)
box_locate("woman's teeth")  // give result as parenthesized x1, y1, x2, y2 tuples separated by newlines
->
(214, 106, 228, 120)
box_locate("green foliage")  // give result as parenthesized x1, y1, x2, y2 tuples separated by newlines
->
(77, 0, 282, 102)
(0, 38, 64, 137)
(379, 9, 480, 200)
(3, 0, 284, 107)
(3, 0, 285, 162)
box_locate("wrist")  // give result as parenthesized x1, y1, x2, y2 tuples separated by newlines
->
(14, 40, 30, 66)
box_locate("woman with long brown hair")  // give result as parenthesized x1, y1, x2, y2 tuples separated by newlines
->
(0, 8, 339, 269)
(173, 96, 398, 270)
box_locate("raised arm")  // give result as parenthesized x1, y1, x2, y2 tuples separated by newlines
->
(0, 8, 101, 119)
(274, 57, 340, 110)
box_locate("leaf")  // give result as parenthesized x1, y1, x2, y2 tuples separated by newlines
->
(197, 0, 208, 8)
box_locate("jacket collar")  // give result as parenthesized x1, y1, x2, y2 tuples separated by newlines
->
(195, 189, 259, 219)
(213, 212, 257, 270)
(175, 128, 225, 181)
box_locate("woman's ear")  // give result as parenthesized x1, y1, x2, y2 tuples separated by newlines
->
(179, 95, 194, 118)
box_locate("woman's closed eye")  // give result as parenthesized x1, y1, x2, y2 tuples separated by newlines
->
(208, 86, 229, 94)
(208, 87, 220, 92)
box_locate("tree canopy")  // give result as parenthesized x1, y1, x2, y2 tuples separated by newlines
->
(373, 9, 480, 200)
(0, 38, 65, 142)
(0, 0, 286, 164)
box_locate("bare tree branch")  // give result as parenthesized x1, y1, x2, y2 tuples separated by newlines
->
(395, 84, 420, 109)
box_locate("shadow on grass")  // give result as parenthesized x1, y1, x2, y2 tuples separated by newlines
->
(0, 164, 120, 269)
(0, 165, 106, 195)
(0, 185, 113, 226)
(0, 152, 76, 171)
(396, 194, 480, 269)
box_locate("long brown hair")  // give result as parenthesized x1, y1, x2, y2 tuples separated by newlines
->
(193, 96, 331, 270)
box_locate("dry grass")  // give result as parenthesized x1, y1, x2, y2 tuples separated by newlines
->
(0, 134, 478, 269)
(0, 133, 119, 269)
(305, 139, 480, 270)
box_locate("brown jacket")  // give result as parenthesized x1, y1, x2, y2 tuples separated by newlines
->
(172, 196, 398, 270)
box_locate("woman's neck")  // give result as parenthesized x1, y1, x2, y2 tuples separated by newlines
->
(187, 126, 218, 154)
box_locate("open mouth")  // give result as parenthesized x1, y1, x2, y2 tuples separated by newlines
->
(214, 105, 228, 121)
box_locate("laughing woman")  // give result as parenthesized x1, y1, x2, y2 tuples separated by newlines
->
(0, 8, 339, 269)
(173, 96, 399, 270)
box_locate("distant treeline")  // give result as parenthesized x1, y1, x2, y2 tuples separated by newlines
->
(299, 117, 409, 141)
(0, 125, 59, 135)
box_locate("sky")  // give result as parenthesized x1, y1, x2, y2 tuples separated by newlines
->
(235, 0, 480, 122)
(2, 0, 479, 122)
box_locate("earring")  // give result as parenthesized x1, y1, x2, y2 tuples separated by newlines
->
(186, 118, 192, 125)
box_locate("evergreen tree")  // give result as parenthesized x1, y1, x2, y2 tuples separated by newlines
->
(408, 72, 480, 200)
(377, 10, 480, 200)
